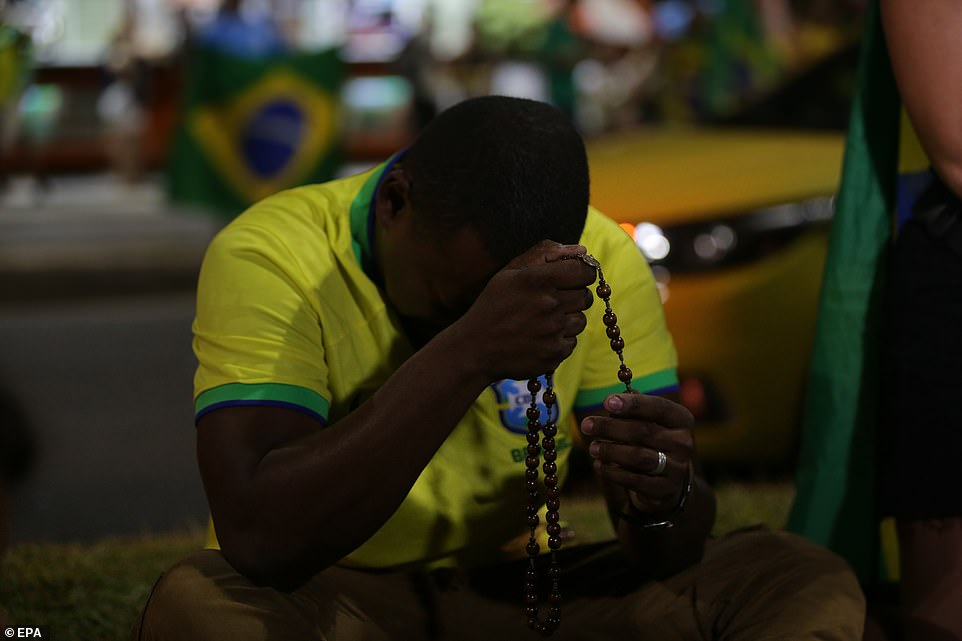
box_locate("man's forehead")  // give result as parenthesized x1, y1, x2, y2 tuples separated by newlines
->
(430, 225, 501, 289)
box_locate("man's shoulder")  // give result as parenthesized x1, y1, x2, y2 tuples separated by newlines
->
(581, 206, 637, 261)
(207, 171, 373, 269)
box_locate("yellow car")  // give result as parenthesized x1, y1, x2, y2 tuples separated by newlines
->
(588, 128, 845, 468)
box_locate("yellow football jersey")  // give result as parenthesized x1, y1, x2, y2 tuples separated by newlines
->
(193, 154, 678, 569)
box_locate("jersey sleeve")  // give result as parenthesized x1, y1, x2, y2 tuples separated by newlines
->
(573, 210, 679, 412)
(192, 221, 331, 425)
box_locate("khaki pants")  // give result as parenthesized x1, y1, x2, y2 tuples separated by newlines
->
(132, 529, 864, 641)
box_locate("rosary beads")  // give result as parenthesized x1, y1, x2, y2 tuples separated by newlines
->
(522, 253, 634, 636)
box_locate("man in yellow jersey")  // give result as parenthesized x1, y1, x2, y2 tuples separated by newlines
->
(134, 96, 863, 640)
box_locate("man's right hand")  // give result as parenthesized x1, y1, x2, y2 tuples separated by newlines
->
(450, 240, 597, 382)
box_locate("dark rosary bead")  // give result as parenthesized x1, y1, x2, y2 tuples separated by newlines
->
(525, 582, 537, 594)
(528, 618, 538, 630)
(542, 423, 557, 437)
(526, 468, 538, 481)
(542, 390, 556, 405)
(527, 379, 542, 393)
(527, 567, 538, 580)
(547, 617, 561, 631)
(610, 337, 625, 351)
(542, 437, 556, 450)
(526, 455, 539, 468)
(544, 475, 558, 488)
(548, 563, 562, 579)
(527, 407, 541, 420)
(603, 311, 618, 327)
(526, 541, 540, 556)
(606, 325, 621, 339)
(546, 511, 560, 523)
(618, 366, 633, 383)
(542, 461, 557, 475)
(548, 536, 562, 551)
(528, 492, 541, 507)
(547, 523, 562, 536)
(527, 504, 539, 516)
(527, 514, 539, 527)
(550, 605, 561, 617)
(525, 593, 539, 605)
(543, 449, 557, 463)
(528, 421, 541, 434)
(596, 283, 611, 298)
(526, 432, 540, 445)
(546, 486, 560, 500)
(546, 498, 560, 511)
(526, 479, 539, 492)
(537, 623, 550, 636)
(549, 590, 562, 604)
(525, 606, 538, 619)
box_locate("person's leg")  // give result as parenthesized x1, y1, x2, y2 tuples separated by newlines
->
(132, 550, 430, 641)
(674, 528, 865, 640)
(879, 216, 962, 641)
(437, 530, 863, 641)
(897, 518, 962, 641)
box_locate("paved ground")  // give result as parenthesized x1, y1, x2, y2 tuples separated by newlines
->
(1, 174, 222, 542)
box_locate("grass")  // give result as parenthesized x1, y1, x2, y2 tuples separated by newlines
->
(0, 481, 794, 641)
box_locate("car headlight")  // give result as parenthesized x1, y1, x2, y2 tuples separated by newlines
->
(623, 196, 833, 274)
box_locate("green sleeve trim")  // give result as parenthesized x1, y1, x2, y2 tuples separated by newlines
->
(194, 382, 330, 422)
(574, 368, 679, 408)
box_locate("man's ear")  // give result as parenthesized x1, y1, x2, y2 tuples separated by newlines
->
(374, 167, 412, 229)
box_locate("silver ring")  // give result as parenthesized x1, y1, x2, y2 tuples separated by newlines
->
(652, 450, 668, 475)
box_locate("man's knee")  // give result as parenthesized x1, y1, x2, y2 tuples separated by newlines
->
(134, 550, 276, 641)
(710, 529, 865, 638)
(720, 529, 862, 595)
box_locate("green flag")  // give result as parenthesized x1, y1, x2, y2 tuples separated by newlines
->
(786, 3, 900, 583)
(168, 46, 343, 217)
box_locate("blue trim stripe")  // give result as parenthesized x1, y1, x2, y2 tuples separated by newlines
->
(573, 383, 681, 414)
(195, 399, 328, 425)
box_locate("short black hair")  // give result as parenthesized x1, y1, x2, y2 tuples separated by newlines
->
(404, 96, 590, 263)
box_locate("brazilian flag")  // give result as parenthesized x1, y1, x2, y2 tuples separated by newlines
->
(169, 45, 343, 216)
(787, 2, 930, 584)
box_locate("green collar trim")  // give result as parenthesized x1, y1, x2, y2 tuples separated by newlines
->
(349, 151, 405, 281)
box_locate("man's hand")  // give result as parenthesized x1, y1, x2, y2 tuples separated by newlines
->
(581, 392, 695, 515)
(449, 240, 597, 382)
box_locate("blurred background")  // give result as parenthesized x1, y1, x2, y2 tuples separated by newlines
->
(0, 0, 874, 635)
(0, 0, 867, 608)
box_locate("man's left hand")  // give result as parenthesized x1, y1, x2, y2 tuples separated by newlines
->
(580, 392, 694, 514)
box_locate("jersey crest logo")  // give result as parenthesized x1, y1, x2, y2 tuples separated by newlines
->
(490, 376, 560, 435)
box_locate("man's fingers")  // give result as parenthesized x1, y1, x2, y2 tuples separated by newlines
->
(593, 463, 680, 511)
(589, 441, 688, 477)
(580, 416, 693, 457)
(508, 241, 585, 269)
(542, 242, 587, 263)
(526, 259, 597, 292)
(562, 312, 588, 338)
(603, 393, 694, 431)
(557, 288, 594, 313)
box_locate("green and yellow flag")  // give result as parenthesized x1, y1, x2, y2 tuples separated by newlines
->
(787, 2, 906, 583)
(168, 46, 343, 216)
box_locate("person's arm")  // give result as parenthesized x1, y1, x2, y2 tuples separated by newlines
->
(576, 392, 716, 579)
(198, 242, 597, 587)
(881, 0, 962, 199)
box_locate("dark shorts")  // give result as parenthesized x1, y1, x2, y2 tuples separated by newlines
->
(879, 215, 962, 519)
